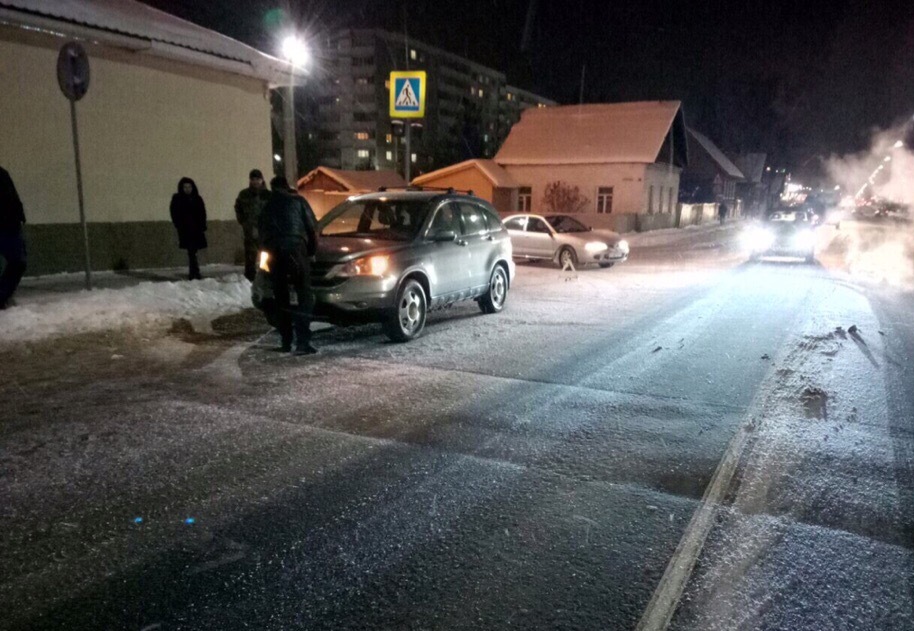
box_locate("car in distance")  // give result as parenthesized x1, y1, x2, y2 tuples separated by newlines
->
(253, 189, 515, 342)
(502, 213, 629, 269)
(741, 209, 818, 263)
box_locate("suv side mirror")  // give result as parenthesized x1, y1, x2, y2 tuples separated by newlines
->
(432, 230, 457, 242)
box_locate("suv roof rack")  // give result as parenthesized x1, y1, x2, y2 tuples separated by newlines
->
(377, 185, 475, 196)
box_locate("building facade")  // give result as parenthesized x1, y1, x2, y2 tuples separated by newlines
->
(304, 29, 555, 175)
(0, 0, 295, 275)
(492, 101, 689, 232)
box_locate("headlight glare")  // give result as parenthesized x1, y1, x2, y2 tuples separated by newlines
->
(258, 251, 270, 272)
(585, 241, 609, 253)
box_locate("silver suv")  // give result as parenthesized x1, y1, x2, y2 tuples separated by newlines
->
(253, 190, 515, 341)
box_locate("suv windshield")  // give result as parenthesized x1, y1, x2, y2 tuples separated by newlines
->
(544, 215, 589, 233)
(320, 199, 431, 241)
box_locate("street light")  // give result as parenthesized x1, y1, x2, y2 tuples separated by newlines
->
(884, 156, 891, 162)
(279, 34, 308, 185)
(894, 140, 904, 149)
(281, 35, 309, 68)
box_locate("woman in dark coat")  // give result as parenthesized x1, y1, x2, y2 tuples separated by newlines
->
(170, 177, 207, 280)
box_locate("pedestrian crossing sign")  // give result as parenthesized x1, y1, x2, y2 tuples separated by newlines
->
(389, 71, 426, 118)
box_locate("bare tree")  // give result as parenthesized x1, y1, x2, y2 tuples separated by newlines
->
(542, 181, 590, 214)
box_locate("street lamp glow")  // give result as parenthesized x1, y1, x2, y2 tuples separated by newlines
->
(273, 153, 282, 162)
(834, 185, 840, 190)
(894, 140, 904, 148)
(884, 156, 891, 162)
(281, 35, 309, 68)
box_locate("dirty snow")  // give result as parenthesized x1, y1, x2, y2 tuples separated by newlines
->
(0, 275, 251, 344)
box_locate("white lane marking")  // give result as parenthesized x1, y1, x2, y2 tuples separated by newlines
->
(634, 418, 754, 631)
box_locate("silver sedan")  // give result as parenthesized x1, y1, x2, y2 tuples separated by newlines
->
(502, 213, 629, 269)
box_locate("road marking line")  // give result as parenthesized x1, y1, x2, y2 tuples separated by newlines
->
(635, 418, 754, 631)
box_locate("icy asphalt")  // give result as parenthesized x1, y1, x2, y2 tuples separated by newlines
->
(1, 221, 912, 630)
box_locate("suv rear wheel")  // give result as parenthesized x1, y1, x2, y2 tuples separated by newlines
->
(383, 279, 427, 342)
(479, 266, 508, 314)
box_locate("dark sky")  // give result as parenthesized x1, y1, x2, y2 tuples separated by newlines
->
(144, 0, 914, 174)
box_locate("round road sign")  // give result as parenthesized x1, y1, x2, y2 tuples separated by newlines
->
(57, 42, 90, 102)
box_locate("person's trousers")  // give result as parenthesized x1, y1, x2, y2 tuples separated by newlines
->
(243, 237, 258, 282)
(0, 233, 26, 307)
(187, 249, 201, 280)
(270, 246, 313, 346)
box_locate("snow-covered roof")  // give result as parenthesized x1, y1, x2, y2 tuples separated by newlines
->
(298, 167, 406, 192)
(0, 0, 297, 84)
(412, 159, 519, 189)
(495, 101, 683, 166)
(734, 153, 767, 184)
(687, 128, 745, 180)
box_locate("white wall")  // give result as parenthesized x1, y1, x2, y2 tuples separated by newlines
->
(0, 26, 273, 226)
(643, 163, 682, 215)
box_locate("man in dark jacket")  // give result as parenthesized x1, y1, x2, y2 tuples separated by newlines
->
(259, 176, 318, 354)
(718, 200, 729, 225)
(234, 169, 271, 281)
(0, 166, 27, 309)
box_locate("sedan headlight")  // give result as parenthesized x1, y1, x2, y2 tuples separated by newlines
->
(339, 255, 390, 277)
(258, 251, 271, 272)
(793, 230, 815, 249)
(741, 227, 775, 251)
(618, 240, 629, 253)
(585, 241, 609, 253)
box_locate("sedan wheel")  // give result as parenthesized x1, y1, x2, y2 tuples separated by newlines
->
(558, 246, 578, 269)
(383, 279, 427, 342)
(479, 266, 508, 314)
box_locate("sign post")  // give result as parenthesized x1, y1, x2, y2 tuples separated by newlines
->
(57, 42, 92, 290)
(389, 71, 426, 182)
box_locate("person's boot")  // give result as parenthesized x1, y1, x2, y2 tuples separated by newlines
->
(293, 342, 318, 356)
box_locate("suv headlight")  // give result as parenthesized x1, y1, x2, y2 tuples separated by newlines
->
(585, 241, 609, 253)
(258, 251, 270, 272)
(618, 240, 630, 253)
(339, 255, 390, 277)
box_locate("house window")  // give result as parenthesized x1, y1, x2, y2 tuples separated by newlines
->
(479, 89, 484, 98)
(386, 134, 392, 143)
(386, 150, 393, 161)
(506, 92, 514, 101)
(668, 187, 674, 212)
(357, 149, 370, 159)
(649, 185, 654, 213)
(354, 132, 370, 141)
(596, 187, 614, 214)
(517, 186, 532, 212)
(355, 77, 370, 86)
(385, 80, 390, 89)
(411, 153, 417, 163)
(659, 187, 665, 213)
(470, 86, 476, 96)
(410, 48, 417, 61)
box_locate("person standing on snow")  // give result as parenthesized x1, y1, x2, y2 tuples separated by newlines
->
(718, 200, 729, 225)
(170, 177, 207, 280)
(234, 169, 271, 281)
(0, 166, 26, 309)
(258, 176, 318, 355)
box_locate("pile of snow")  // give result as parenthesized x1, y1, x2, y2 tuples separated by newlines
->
(626, 223, 732, 247)
(0, 275, 251, 344)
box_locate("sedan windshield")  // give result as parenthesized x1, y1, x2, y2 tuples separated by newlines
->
(544, 215, 589, 233)
(319, 199, 431, 241)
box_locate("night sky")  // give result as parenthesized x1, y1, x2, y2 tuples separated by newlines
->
(144, 0, 914, 177)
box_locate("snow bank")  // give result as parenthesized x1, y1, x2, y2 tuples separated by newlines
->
(626, 223, 731, 247)
(0, 275, 251, 344)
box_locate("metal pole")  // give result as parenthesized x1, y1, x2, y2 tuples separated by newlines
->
(69, 99, 91, 290)
(404, 123, 412, 183)
(283, 74, 298, 184)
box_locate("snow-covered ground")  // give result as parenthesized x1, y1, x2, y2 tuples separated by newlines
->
(0, 273, 251, 344)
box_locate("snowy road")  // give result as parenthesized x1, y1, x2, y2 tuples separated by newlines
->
(1, 221, 913, 630)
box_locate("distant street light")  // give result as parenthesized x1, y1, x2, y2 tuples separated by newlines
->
(884, 156, 891, 162)
(894, 140, 904, 148)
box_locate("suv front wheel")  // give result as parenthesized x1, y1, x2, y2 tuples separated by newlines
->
(383, 279, 427, 342)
